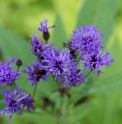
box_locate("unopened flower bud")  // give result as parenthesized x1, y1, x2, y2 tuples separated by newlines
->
(16, 59, 22, 67)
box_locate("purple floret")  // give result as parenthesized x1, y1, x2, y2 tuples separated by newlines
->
(0, 87, 34, 119)
(0, 58, 21, 86)
(38, 18, 55, 33)
(24, 60, 48, 86)
(81, 51, 114, 75)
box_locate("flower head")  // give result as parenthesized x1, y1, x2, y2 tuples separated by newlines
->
(70, 25, 103, 54)
(63, 65, 84, 87)
(41, 49, 75, 79)
(0, 87, 34, 119)
(0, 58, 21, 86)
(81, 51, 114, 75)
(24, 60, 48, 86)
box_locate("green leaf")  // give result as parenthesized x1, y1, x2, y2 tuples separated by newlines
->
(0, 27, 35, 67)
(4, 112, 57, 124)
(52, 14, 67, 48)
(76, 0, 119, 47)
(36, 75, 59, 98)
(71, 102, 93, 120)
(86, 94, 121, 124)
(88, 71, 122, 95)
(68, 76, 94, 105)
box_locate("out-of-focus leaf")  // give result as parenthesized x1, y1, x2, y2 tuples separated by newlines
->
(4, 112, 57, 124)
(70, 70, 122, 104)
(76, 0, 119, 47)
(100, 38, 122, 79)
(71, 102, 93, 120)
(86, 94, 121, 124)
(52, 14, 67, 48)
(0, 27, 35, 67)
(69, 76, 94, 105)
(36, 75, 59, 98)
(88, 72, 122, 95)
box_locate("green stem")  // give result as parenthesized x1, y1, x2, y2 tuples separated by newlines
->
(17, 66, 19, 72)
(11, 84, 15, 90)
(10, 81, 16, 90)
(13, 81, 16, 87)
(85, 70, 92, 78)
(32, 84, 38, 98)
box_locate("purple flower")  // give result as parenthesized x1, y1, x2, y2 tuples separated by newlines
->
(63, 65, 84, 87)
(38, 18, 55, 33)
(81, 51, 114, 75)
(24, 60, 48, 86)
(41, 49, 75, 79)
(70, 25, 103, 54)
(30, 35, 53, 57)
(0, 87, 34, 119)
(0, 58, 21, 86)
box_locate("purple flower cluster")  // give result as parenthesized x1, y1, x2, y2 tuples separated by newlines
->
(25, 19, 114, 87)
(68, 24, 114, 75)
(0, 87, 34, 119)
(0, 18, 114, 119)
(0, 58, 34, 119)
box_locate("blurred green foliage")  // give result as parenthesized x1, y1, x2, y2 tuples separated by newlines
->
(0, 0, 81, 39)
(0, 0, 122, 124)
